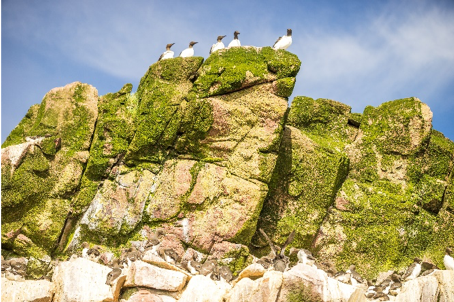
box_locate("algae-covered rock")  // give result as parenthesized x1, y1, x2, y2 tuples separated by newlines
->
(193, 46, 300, 98)
(1, 82, 98, 258)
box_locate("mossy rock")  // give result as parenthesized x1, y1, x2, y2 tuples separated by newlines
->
(2, 104, 40, 148)
(193, 47, 300, 98)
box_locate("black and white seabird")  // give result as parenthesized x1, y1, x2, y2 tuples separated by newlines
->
(228, 31, 241, 47)
(346, 265, 364, 286)
(444, 247, 454, 270)
(158, 43, 175, 61)
(219, 265, 233, 282)
(402, 257, 422, 281)
(180, 41, 198, 58)
(87, 245, 102, 262)
(273, 29, 292, 50)
(105, 259, 122, 286)
(210, 35, 226, 54)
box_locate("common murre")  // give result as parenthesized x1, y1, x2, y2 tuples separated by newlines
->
(444, 247, 454, 270)
(402, 257, 422, 281)
(210, 35, 226, 54)
(273, 28, 292, 50)
(228, 31, 241, 47)
(158, 43, 175, 61)
(179, 41, 198, 58)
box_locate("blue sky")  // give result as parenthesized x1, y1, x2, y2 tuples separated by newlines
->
(2, 0, 454, 141)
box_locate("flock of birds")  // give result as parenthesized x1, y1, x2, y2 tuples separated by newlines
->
(158, 28, 293, 61)
(1, 228, 453, 301)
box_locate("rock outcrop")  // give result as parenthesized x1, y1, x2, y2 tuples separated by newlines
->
(2, 46, 454, 301)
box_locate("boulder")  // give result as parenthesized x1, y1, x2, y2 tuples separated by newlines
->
(123, 260, 188, 292)
(226, 270, 283, 302)
(277, 263, 358, 302)
(178, 275, 231, 302)
(1, 278, 54, 302)
(397, 270, 454, 302)
(52, 257, 113, 302)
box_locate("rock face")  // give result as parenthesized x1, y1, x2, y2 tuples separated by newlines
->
(2, 46, 454, 300)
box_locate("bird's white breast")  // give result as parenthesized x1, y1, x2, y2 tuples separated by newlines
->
(180, 48, 194, 58)
(444, 255, 454, 270)
(274, 36, 292, 50)
(161, 50, 174, 60)
(211, 42, 225, 53)
(228, 39, 241, 47)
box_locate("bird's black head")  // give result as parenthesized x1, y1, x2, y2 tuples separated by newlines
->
(166, 43, 175, 49)
(287, 28, 292, 36)
(414, 257, 422, 263)
(218, 35, 226, 41)
(233, 31, 240, 38)
(189, 41, 198, 46)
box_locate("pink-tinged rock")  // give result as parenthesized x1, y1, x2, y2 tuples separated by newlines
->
(233, 263, 266, 285)
(145, 160, 196, 221)
(1, 277, 54, 302)
(183, 171, 268, 251)
(141, 251, 191, 278)
(80, 169, 155, 237)
(187, 163, 226, 204)
(124, 260, 188, 292)
(124, 289, 165, 302)
(227, 271, 283, 302)
(397, 270, 454, 302)
(277, 263, 357, 302)
(210, 241, 245, 260)
(52, 257, 113, 302)
(178, 275, 231, 302)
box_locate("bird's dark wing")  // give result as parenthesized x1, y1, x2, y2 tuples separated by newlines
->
(273, 36, 282, 48)
(158, 53, 164, 61)
(259, 228, 276, 255)
(280, 230, 296, 257)
(402, 262, 416, 279)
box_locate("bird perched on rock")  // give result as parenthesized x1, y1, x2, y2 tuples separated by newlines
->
(228, 31, 241, 47)
(179, 41, 198, 58)
(200, 260, 218, 277)
(334, 271, 351, 284)
(219, 265, 233, 282)
(210, 35, 226, 54)
(274, 258, 287, 272)
(105, 259, 122, 286)
(402, 257, 422, 281)
(158, 43, 175, 61)
(291, 248, 316, 266)
(444, 247, 454, 270)
(87, 245, 102, 263)
(346, 265, 364, 286)
(273, 29, 292, 50)
(158, 248, 180, 265)
(120, 247, 142, 267)
(182, 260, 202, 275)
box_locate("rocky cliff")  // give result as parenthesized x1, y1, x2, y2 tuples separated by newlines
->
(2, 46, 454, 301)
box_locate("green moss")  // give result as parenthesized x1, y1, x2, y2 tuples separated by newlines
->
(126, 58, 203, 164)
(275, 77, 296, 98)
(223, 245, 253, 276)
(39, 136, 58, 155)
(193, 47, 300, 98)
(2, 104, 40, 148)
(286, 284, 323, 302)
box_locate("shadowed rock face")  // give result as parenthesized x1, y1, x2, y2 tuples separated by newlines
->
(2, 47, 454, 281)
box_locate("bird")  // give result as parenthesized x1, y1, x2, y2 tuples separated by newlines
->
(87, 245, 102, 262)
(293, 248, 316, 266)
(183, 260, 202, 275)
(105, 259, 122, 286)
(334, 271, 351, 284)
(273, 28, 292, 50)
(179, 41, 198, 58)
(200, 260, 218, 277)
(402, 257, 422, 281)
(219, 266, 233, 282)
(210, 35, 226, 54)
(158, 43, 175, 61)
(444, 247, 454, 270)
(81, 242, 90, 258)
(346, 265, 364, 286)
(228, 31, 241, 47)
